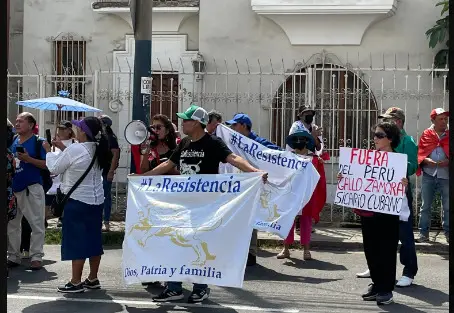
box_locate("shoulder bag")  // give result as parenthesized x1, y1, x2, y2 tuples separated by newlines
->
(51, 153, 97, 217)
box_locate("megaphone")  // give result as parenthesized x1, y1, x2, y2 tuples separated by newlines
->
(124, 120, 149, 145)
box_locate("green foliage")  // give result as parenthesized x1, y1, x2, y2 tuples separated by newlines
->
(45, 229, 125, 246)
(426, 1, 449, 84)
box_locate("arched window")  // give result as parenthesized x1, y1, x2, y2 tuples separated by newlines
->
(271, 63, 378, 157)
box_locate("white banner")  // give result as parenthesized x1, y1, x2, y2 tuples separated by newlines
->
(216, 124, 311, 184)
(334, 147, 408, 215)
(215, 124, 320, 238)
(251, 170, 320, 237)
(123, 173, 262, 288)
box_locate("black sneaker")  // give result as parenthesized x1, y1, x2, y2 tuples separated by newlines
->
(188, 288, 209, 303)
(247, 253, 256, 266)
(83, 278, 101, 289)
(152, 289, 184, 302)
(7, 260, 20, 268)
(376, 292, 394, 305)
(361, 284, 378, 301)
(57, 282, 85, 293)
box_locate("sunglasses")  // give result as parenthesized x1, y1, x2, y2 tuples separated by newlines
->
(374, 132, 387, 139)
(150, 125, 164, 131)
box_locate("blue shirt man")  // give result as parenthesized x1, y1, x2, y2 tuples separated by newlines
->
(226, 113, 281, 151)
(10, 134, 47, 192)
(8, 112, 47, 270)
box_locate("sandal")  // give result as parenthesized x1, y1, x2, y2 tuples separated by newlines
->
(303, 250, 312, 260)
(277, 249, 290, 259)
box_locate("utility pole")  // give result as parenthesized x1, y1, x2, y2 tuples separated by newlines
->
(129, 0, 152, 173)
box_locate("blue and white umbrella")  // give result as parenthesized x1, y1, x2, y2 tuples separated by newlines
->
(16, 97, 102, 112)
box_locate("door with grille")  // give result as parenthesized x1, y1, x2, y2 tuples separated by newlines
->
(150, 74, 179, 125)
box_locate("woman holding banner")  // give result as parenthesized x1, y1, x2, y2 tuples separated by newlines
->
(277, 129, 326, 260)
(338, 121, 409, 305)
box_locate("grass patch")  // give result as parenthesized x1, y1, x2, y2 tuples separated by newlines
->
(45, 229, 125, 246)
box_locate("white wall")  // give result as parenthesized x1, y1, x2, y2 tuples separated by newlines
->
(21, 0, 132, 131)
(197, 0, 447, 141)
(179, 14, 199, 51)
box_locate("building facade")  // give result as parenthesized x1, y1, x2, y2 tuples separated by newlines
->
(7, 0, 449, 221)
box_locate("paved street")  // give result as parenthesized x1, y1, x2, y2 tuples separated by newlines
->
(7, 246, 449, 313)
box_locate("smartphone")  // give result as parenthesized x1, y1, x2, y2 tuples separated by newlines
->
(46, 129, 52, 145)
(16, 146, 25, 153)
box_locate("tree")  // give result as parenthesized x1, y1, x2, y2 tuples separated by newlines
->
(426, 1, 449, 87)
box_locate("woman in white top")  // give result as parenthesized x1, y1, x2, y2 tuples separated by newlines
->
(43, 116, 110, 294)
(46, 120, 77, 227)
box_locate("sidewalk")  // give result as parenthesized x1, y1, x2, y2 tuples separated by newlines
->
(258, 227, 449, 254)
(46, 218, 449, 254)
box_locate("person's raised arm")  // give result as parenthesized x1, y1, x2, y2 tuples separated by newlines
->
(43, 141, 71, 174)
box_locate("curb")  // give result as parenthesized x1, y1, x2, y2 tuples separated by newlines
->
(45, 229, 449, 255)
(257, 238, 450, 255)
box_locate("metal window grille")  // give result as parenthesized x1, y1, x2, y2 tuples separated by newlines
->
(49, 33, 89, 122)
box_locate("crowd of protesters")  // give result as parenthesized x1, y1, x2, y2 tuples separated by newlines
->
(6, 103, 449, 305)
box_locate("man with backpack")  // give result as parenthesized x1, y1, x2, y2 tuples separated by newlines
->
(8, 112, 48, 270)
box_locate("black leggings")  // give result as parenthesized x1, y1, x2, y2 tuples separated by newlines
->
(361, 213, 399, 293)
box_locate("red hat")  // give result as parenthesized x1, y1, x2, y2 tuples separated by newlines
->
(430, 108, 449, 120)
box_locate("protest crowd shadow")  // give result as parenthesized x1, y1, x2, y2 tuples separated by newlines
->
(7, 261, 58, 294)
(21, 290, 124, 313)
(394, 284, 449, 306)
(244, 263, 342, 285)
(378, 302, 430, 313)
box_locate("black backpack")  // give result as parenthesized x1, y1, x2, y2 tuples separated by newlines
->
(13, 134, 53, 193)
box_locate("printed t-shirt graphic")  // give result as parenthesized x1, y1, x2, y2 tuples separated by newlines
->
(170, 134, 232, 175)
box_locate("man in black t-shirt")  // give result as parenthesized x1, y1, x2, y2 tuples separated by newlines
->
(140, 104, 265, 304)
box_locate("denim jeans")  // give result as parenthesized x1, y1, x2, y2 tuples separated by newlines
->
(166, 282, 208, 293)
(102, 175, 113, 222)
(399, 183, 418, 278)
(418, 173, 449, 236)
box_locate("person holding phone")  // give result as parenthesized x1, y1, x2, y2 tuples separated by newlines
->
(44, 117, 110, 293)
(46, 121, 77, 227)
(8, 112, 47, 271)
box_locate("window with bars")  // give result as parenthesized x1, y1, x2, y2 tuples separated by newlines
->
(271, 63, 379, 158)
(49, 39, 87, 122)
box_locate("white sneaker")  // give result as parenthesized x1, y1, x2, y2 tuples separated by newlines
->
(396, 276, 413, 287)
(356, 269, 370, 278)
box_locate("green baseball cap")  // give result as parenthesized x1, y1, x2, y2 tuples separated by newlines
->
(176, 104, 209, 125)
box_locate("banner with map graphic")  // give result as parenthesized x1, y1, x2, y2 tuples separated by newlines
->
(251, 169, 319, 238)
(123, 173, 263, 288)
(215, 124, 320, 237)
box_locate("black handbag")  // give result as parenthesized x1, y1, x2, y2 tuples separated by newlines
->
(51, 154, 97, 217)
